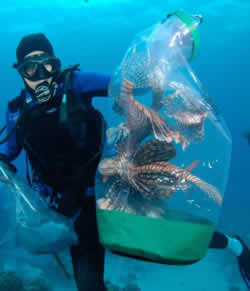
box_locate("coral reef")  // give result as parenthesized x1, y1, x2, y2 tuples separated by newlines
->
(0, 271, 52, 291)
(0, 270, 141, 291)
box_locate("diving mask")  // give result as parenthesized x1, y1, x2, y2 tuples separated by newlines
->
(14, 54, 61, 82)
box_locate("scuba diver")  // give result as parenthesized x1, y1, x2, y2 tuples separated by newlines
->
(0, 33, 249, 290)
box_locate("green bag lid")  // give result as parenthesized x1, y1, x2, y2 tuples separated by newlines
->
(167, 11, 201, 60)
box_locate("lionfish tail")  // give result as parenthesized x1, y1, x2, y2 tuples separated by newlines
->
(186, 160, 199, 172)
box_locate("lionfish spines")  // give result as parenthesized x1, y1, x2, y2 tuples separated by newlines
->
(132, 139, 176, 166)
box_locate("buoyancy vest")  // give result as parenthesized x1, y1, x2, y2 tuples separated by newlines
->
(8, 66, 106, 194)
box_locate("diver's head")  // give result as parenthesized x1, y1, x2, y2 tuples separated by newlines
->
(13, 33, 61, 103)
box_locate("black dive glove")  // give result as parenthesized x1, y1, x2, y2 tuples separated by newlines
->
(0, 154, 17, 173)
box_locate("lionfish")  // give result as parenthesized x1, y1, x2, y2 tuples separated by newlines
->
(161, 81, 209, 143)
(99, 80, 222, 213)
(98, 137, 222, 212)
(110, 80, 190, 151)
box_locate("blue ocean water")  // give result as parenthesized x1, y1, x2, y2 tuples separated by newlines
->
(0, 1, 249, 290)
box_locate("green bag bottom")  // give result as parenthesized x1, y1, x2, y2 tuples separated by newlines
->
(96, 209, 215, 265)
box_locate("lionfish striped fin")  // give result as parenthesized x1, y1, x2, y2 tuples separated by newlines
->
(132, 139, 176, 166)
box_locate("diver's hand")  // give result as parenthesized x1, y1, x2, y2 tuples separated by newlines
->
(112, 79, 135, 115)
(114, 79, 135, 113)
(121, 79, 134, 98)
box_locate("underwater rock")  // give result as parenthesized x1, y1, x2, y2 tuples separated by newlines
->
(0, 271, 24, 291)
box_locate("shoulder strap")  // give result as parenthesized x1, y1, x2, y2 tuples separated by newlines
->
(59, 64, 80, 123)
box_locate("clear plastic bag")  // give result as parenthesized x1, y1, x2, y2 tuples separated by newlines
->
(96, 11, 232, 265)
(0, 162, 78, 255)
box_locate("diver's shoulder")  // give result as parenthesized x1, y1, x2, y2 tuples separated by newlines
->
(8, 90, 26, 113)
(71, 70, 101, 88)
(71, 70, 111, 93)
(72, 70, 110, 81)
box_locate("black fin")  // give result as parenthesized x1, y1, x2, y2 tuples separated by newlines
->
(132, 139, 176, 166)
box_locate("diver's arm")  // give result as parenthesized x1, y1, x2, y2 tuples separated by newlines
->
(72, 71, 111, 98)
(0, 106, 23, 164)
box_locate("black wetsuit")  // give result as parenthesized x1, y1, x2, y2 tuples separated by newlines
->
(2, 70, 111, 291)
